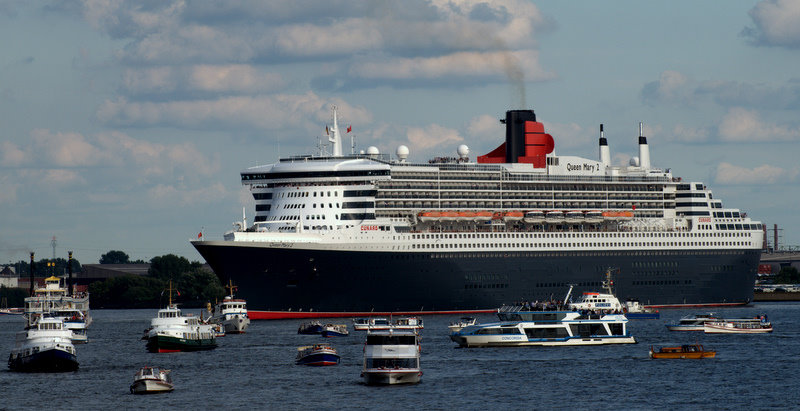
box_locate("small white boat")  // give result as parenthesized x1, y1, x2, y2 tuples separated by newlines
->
(523, 210, 545, 224)
(130, 367, 174, 394)
(448, 317, 477, 333)
(362, 329, 421, 385)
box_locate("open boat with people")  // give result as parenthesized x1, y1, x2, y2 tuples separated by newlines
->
(130, 366, 174, 394)
(649, 344, 716, 359)
(361, 329, 421, 385)
(8, 316, 78, 372)
(296, 344, 340, 366)
(298, 320, 324, 335)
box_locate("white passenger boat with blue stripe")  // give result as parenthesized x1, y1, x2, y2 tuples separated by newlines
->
(450, 310, 635, 348)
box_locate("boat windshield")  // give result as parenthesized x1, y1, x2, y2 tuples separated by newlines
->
(365, 358, 418, 369)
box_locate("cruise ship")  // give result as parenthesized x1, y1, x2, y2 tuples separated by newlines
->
(192, 108, 764, 314)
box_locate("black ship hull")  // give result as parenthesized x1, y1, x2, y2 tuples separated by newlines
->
(193, 241, 760, 311)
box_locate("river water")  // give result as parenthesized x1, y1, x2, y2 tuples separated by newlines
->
(1, 302, 798, 410)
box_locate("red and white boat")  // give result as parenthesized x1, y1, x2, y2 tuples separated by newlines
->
(704, 316, 772, 334)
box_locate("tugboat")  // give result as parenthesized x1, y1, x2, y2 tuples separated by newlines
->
(130, 366, 174, 394)
(209, 280, 250, 334)
(361, 328, 421, 385)
(8, 316, 78, 372)
(144, 281, 217, 353)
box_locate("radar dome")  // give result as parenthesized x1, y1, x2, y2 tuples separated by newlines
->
(629, 156, 640, 167)
(396, 145, 409, 162)
(366, 146, 380, 156)
(457, 145, 469, 159)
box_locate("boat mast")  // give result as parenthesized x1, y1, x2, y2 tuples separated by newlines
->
(226, 279, 237, 299)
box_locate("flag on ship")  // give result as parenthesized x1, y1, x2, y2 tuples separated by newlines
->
(347, 125, 352, 133)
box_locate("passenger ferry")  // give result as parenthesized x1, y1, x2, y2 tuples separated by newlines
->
(192, 107, 764, 314)
(24, 276, 91, 329)
(8, 317, 78, 372)
(361, 329, 421, 385)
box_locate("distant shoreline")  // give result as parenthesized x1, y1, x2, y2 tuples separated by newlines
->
(753, 291, 800, 302)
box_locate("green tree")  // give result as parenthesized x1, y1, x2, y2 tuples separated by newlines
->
(149, 254, 200, 280)
(774, 266, 800, 284)
(100, 250, 130, 264)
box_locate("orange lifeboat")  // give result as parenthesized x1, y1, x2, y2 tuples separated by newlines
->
(418, 211, 442, 222)
(502, 211, 524, 221)
(440, 211, 459, 221)
(474, 211, 494, 221)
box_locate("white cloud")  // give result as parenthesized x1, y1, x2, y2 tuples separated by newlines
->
(0, 175, 19, 204)
(671, 124, 711, 143)
(406, 124, 464, 150)
(467, 114, 503, 143)
(640, 70, 689, 105)
(350, 50, 553, 82)
(541, 121, 585, 149)
(718, 107, 800, 142)
(715, 162, 799, 184)
(96, 92, 372, 132)
(743, 0, 800, 48)
(146, 182, 227, 206)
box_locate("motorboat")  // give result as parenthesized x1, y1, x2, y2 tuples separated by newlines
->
(352, 318, 390, 331)
(704, 316, 772, 334)
(295, 344, 340, 366)
(298, 321, 324, 335)
(361, 329, 421, 385)
(321, 324, 349, 337)
(8, 316, 78, 372)
(209, 280, 250, 334)
(665, 313, 720, 331)
(448, 317, 477, 333)
(130, 366, 174, 394)
(144, 282, 217, 353)
(649, 344, 716, 359)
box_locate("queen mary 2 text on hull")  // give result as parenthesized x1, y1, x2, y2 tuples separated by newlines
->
(192, 108, 763, 313)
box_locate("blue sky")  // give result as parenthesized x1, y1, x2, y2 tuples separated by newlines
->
(1, 0, 799, 265)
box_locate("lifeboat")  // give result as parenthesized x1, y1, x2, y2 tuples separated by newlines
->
(601, 211, 634, 219)
(474, 211, 493, 221)
(502, 211, 524, 221)
(457, 211, 476, 221)
(440, 211, 459, 221)
(585, 210, 603, 223)
(523, 210, 545, 223)
(418, 211, 442, 222)
(565, 211, 584, 224)
(545, 210, 564, 223)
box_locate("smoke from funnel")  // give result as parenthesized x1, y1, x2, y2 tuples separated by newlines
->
(502, 51, 526, 109)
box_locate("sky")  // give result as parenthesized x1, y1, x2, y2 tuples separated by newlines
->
(1, 0, 799, 266)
